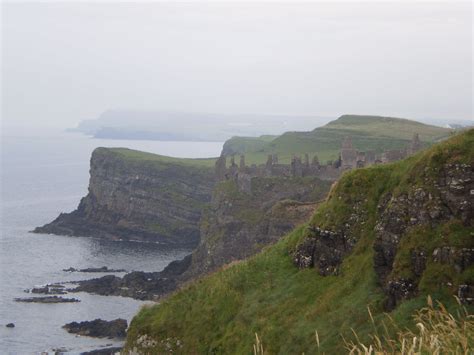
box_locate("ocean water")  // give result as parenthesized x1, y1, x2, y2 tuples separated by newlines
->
(0, 132, 223, 354)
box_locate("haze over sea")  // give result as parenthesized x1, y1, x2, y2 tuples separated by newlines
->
(0, 131, 223, 354)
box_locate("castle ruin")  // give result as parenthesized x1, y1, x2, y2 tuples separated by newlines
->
(216, 133, 423, 190)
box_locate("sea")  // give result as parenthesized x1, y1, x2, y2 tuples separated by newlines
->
(0, 131, 223, 354)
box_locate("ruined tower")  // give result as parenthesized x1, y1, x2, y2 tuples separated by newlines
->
(266, 154, 273, 168)
(239, 155, 246, 171)
(408, 133, 422, 155)
(340, 136, 357, 169)
(312, 154, 320, 168)
(342, 136, 353, 149)
(291, 155, 303, 177)
(228, 155, 238, 178)
(215, 156, 227, 181)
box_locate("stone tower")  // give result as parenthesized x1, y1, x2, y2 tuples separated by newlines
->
(341, 136, 357, 169)
(215, 156, 227, 180)
(312, 154, 320, 168)
(239, 155, 246, 171)
(304, 153, 309, 167)
(291, 155, 303, 177)
(408, 133, 422, 155)
(342, 136, 353, 149)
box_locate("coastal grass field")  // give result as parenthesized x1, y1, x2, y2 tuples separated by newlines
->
(104, 147, 218, 168)
(125, 129, 473, 354)
(222, 115, 453, 165)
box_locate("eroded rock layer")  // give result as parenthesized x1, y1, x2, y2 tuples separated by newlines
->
(34, 148, 215, 245)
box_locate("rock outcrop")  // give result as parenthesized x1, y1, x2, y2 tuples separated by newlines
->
(63, 318, 127, 338)
(34, 148, 215, 245)
(373, 162, 473, 309)
(293, 131, 474, 310)
(180, 176, 332, 281)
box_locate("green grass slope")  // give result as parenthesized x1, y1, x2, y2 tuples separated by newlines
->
(226, 115, 452, 164)
(221, 135, 277, 156)
(106, 147, 217, 168)
(125, 130, 472, 354)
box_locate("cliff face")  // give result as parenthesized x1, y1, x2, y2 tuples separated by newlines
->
(71, 175, 333, 300)
(180, 176, 332, 280)
(34, 148, 215, 245)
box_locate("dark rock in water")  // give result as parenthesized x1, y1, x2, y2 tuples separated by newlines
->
(48, 283, 65, 288)
(15, 296, 80, 303)
(68, 255, 193, 300)
(80, 346, 122, 355)
(30, 286, 66, 295)
(63, 266, 126, 273)
(72, 272, 176, 300)
(63, 319, 127, 338)
(6, 323, 15, 328)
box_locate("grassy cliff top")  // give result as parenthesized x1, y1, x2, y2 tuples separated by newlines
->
(222, 115, 453, 164)
(322, 114, 451, 140)
(221, 135, 277, 156)
(94, 147, 218, 168)
(125, 129, 473, 354)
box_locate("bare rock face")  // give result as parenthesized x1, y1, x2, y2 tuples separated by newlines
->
(293, 227, 354, 276)
(373, 163, 474, 309)
(33, 148, 215, 245)
(432, 247, 474, 273)
(292, 191, 368, 276)
(180, 177, 332, 281)
(458, 284, 474, 305)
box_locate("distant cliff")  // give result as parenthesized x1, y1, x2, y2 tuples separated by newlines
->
(34, 148, 216, 245)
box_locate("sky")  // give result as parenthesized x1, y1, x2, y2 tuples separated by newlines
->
(1, 1, 473, 133)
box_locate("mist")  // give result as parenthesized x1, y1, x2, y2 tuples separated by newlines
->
(2, 1, 472, 134)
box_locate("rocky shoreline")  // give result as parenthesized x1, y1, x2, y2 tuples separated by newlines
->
(15, 296, 80, 303)
(63, 318, 127, 339)
(63, 266, 126, 273)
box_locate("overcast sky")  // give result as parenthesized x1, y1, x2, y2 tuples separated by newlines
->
(2, 1, 472, 132)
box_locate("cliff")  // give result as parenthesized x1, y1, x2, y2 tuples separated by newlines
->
(180, 176, 332, 281)
(124, 129, 473, 354)
(34, 148, 216, 245)
(71, 175, 332, 299)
